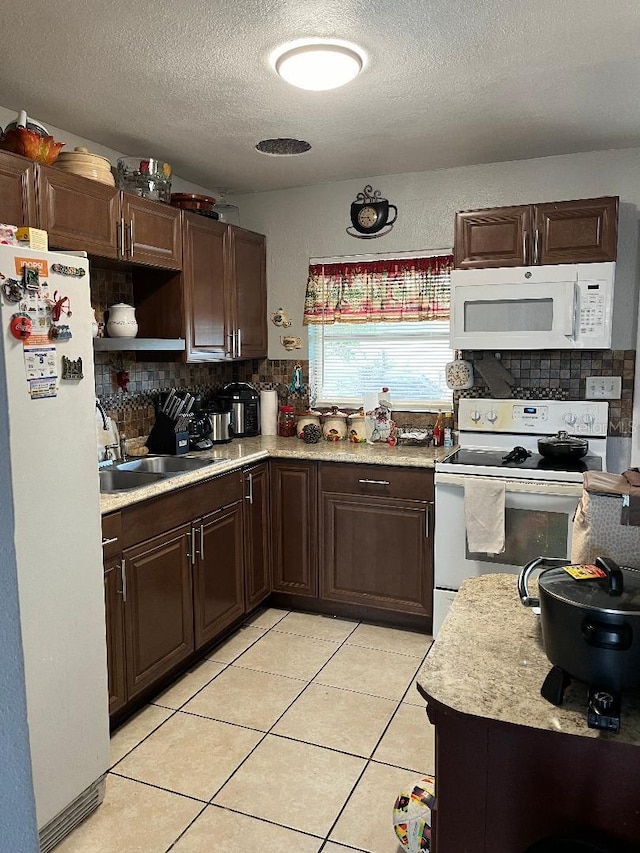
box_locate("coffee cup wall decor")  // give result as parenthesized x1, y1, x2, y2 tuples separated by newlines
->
(270, 307, 292, 328)
(280, 335, 302, 351)
(347, 185, 398, 239)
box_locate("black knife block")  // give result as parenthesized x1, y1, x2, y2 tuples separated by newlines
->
(146, 411, 190, 455)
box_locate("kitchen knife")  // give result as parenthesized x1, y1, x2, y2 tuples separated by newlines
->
(163, 388, 176, 414)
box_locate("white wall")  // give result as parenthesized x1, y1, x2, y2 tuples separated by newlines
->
(0, 105, 217, 196)
(230, 148, 640, 360)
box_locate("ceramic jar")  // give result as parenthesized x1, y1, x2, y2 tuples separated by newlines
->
(107, 303, 138, 338)
(296, 408, 321, 439)
(321, 406, 347, 441)
(347, 407, 367, 443)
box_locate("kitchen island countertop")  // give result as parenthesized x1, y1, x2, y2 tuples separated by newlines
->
(417, 573, 640, 745)
(100, 435, 450, 514)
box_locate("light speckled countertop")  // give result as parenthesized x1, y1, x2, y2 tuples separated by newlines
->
(417, 573, 640, 745)
(100, 435, 450, 514)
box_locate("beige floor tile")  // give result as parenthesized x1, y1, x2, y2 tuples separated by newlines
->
(114, 711, 263, 801)
(274, 611, 358, 642)
(233, 631, 340, 680)
(273, 683, 397, 757)
(322, 844, 363, 852)
(373, 703, 434, 774)
(152, 660, 226, 709)
(243, 607, 289, 629)
(403, 675, 428, 706)
(347, 623, 432, 659)
(54, 774, 203, 853)
(206, 625, 268, 663)
(330, 762, 428, 853)
(109, 705, 174, 768)
(170, 804, 323, 852)
(213, 735, 365, 836)
(182, 666, 306, 730)
(314, 644, 420, 701)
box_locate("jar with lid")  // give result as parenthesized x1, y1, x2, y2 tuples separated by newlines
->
(278, 405, 297, 437)
(321, 406, 348, 441)
(296, 408, 321, 439)
(347, 407, 367, 443)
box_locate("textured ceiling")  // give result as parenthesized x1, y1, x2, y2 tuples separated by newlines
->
(2, 0, 640, 192)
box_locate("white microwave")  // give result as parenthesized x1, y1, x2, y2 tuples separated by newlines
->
(450, 262, 615, 350)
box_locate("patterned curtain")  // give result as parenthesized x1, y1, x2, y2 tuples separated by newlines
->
(303, 254, 453, 325)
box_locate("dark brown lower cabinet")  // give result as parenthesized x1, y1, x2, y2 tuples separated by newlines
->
(193, 503, 245, 648)
(122, 523, 194, 699)
(103, 558, 126, 716)
(270, 459, 318, 596)
(244, 463, 271, 610)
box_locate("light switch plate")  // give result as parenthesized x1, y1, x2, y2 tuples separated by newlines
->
(585, 376, 622, 399)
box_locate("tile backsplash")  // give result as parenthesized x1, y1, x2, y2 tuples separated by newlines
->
(91, 267, 634, 439)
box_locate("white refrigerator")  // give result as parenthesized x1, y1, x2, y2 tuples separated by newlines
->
(0, 244, 110, 850)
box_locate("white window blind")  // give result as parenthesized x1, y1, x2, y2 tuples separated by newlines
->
(309, 319, 454, 410)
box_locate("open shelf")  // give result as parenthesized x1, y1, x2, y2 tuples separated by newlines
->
(93, 338, 186, 352)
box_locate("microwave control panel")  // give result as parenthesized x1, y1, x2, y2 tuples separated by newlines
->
(575, 280, 613, 346)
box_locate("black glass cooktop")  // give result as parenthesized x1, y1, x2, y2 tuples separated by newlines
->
(442, 448, 603, 474)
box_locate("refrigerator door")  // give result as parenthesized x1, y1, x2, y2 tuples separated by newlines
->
(0, 245, 109, 832)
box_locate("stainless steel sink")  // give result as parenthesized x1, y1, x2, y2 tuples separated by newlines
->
(99, 468, 167, 493)
(116, 456, 228, 475)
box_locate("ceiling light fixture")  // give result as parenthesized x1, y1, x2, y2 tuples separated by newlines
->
(275, 43, 363, 91)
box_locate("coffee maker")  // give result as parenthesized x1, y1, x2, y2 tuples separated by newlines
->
(187, 395, 214, 450)
(215, 382, 260, 437)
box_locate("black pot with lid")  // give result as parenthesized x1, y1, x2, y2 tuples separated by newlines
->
(538, 430, 589, 460)
(519, 555, 640, 731)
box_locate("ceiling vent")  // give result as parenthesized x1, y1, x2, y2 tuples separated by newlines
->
(255, 138, 312, 156)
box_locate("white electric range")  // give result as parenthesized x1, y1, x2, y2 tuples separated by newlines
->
(433, 398, 609, 636)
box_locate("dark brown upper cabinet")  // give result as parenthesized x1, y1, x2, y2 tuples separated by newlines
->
(454, 196, 618, 269)
(0, 150, 36, 227)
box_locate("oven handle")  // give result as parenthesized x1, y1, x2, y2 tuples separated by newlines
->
(434, 471, 583, 497)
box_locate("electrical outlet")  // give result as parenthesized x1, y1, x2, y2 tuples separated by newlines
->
(585, 376, 622, 399)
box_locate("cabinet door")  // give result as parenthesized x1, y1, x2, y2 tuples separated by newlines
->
(271, 460, 318, 596)
(121, 193, 182, 269)
(182, 213, 230, 360)
(244, 463, 271, 611)
(104, 559, 127, 715)
(534, 197, 618, 264)
(37, 166, 120, 258)
(193, 502, 245, 649)
(0, 151, 36, 226)
(229, 226, 267, 359)
(123, 523, 194, 698)
(454, 205, 533, 269)
(321, 492, 433, 616)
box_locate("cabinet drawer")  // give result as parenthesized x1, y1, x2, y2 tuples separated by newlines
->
(102, 512, 122, 559)
(121, 470, 244, 548)
(320, 463, 433, 501)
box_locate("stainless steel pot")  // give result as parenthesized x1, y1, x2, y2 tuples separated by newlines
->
(519, 556, 640, 693)
(208, 411, 233, 444)
(538, 431, 589, 459)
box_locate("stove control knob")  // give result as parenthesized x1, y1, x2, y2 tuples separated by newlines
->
(486, 410, 498, 424)
(582, 412, 596, 427)
(564, 412, 577, 427)
(470, 410, 482, 423)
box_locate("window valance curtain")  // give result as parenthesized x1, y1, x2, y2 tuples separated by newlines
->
(303, 254, 453, 325)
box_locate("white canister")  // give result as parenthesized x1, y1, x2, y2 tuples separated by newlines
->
(321, 406, 348, 442)
(296, 409, 321, 439)
(347, 408, 367, 443)
(107, 303, 138, 338)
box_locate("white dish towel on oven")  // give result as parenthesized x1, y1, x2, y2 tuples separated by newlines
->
(463, 478, 506, 554)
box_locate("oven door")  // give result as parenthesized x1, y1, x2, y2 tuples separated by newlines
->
(434, 472, 583, 633)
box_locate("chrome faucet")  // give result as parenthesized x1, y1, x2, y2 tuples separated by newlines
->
(95, 397, 110, 430)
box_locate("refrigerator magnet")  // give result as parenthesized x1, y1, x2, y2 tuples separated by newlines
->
(10, 312, 33, 340)
(2, 277, 25, 303)
(51, 263, 86, 278)
(61, 356, 83, 380)
(49, 323, 72, 341)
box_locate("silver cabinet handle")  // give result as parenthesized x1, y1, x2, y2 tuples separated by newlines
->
(534, 228, 540, 264)
(245, 472, 254, 504)
(358, 478, 391, 486)
(227, 333, 234, 358)
(200, 523, 205, 561)
(129, 220, 135, 258)
(236, 328, 242, 358)
(118, 217, 125, 257)
(120, 558, 127, 602)
(425, 503, 432, 538)
(522, 231, 528, 264)
(101, 536, 118, 547)
(191, 526, 197, 564)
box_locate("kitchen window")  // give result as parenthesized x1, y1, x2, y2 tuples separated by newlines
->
(305, 251, 454, 409)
